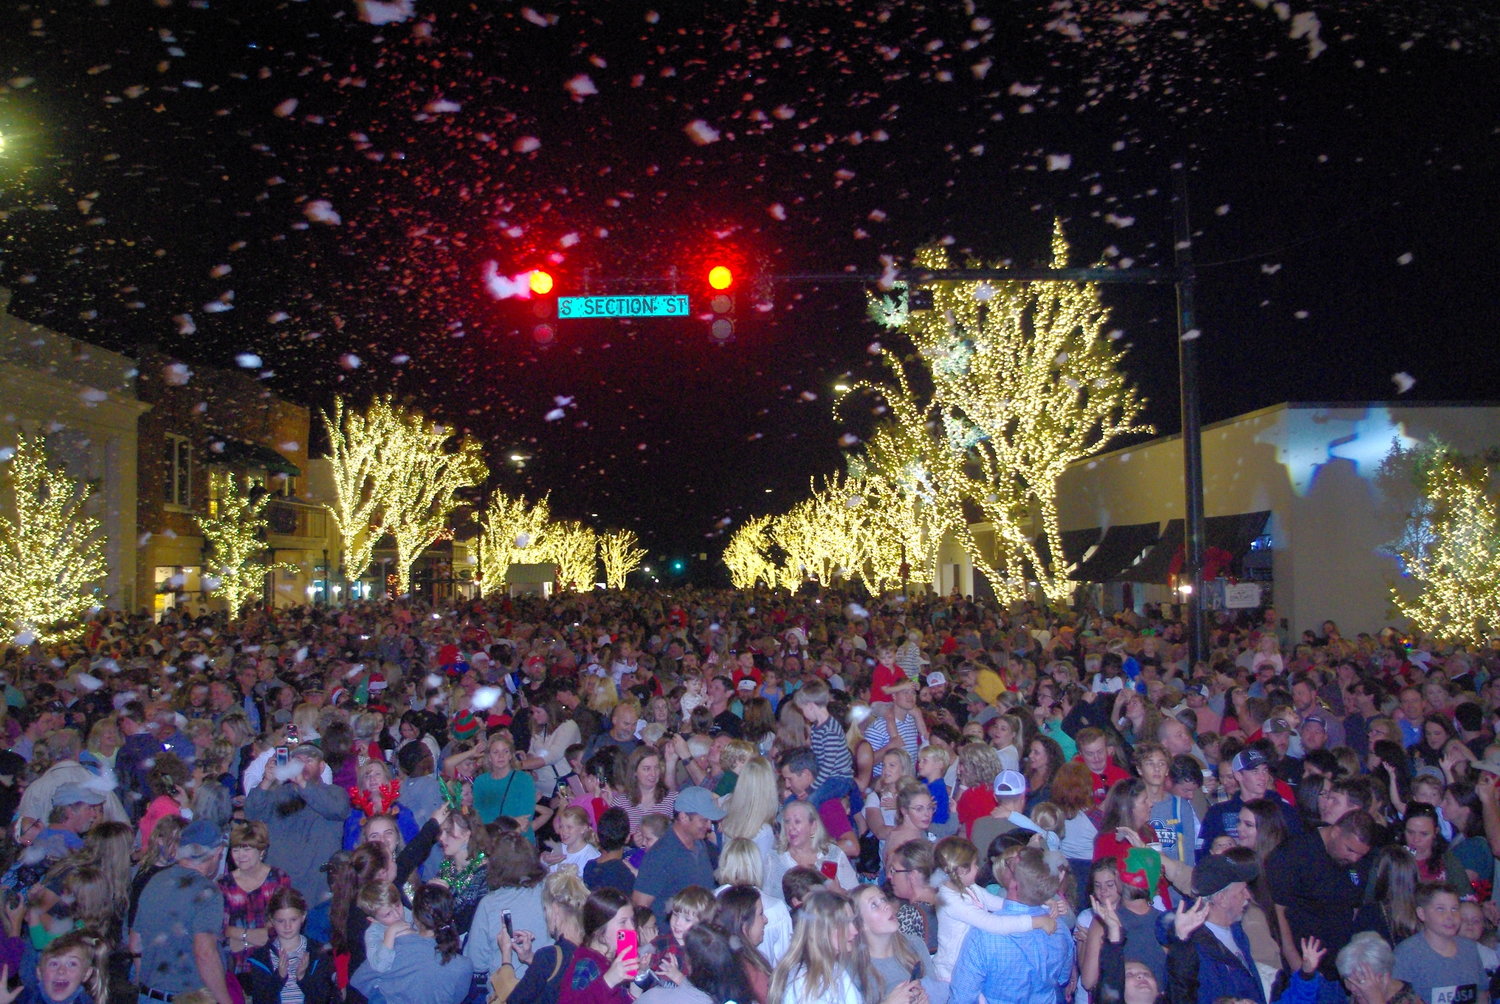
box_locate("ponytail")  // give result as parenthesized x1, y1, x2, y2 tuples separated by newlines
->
(412, 883, 461, 963)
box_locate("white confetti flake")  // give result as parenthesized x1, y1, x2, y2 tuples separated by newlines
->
(544, 408, 566, 422)
(471, 686, 503, 710)
(1397, 252, 1413, 265)
(1045, 153, 1072, 171)
(515, 532, 533, 548)
(11, 630, 36, 647)
(355, 0, 415, 25)
(1392, 372, 1416, 394)
(163, 362, 192, 385)
(514, 137, 541, 153)
(339, 353, 362, 370)
(80, 387, 108, 403)
(768, 203, 787, 220)
(565, 75, 598, 99)
(273, 98, 299, 118)
(235, 353, 263, 369)
(424, 99, 462, 113)
(303, 200, 342, 225)
(684, 120, 721, 145)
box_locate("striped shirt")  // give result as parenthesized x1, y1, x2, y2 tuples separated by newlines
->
(809, 717, 855, 786)
(865, 712, 922, 774)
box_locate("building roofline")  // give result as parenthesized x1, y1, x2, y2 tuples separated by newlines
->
(1079, 400, 1500, 466)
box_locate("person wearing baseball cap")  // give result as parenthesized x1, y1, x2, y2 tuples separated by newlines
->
(1197, 747, 1302, 852)
(971, 770, 1043, 855)
(133, 818, 233, 1004)
(1167, 853, 1329, 1004)
(631, 786, 724, 927)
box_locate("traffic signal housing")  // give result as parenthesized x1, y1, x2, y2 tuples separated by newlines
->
(706, 263, 735, 343)
(527, 268, 557, 347)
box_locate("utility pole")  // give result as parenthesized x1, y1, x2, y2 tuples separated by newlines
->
(1172, 162, 1208, 668)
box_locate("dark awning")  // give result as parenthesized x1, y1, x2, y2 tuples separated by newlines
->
(1033, 526, 1105, 568)
(204, 436, 302, 476)
(1069, 521, 1161, 581)
(1116, 511, 1273, 584)
(1117, 519, 1185, 583)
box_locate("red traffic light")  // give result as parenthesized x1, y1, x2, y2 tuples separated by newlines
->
(707, 265, 733, 291)
(528, 270, 555, 296)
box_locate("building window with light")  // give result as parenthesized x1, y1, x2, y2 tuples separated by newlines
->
(165, 433, 192, 508)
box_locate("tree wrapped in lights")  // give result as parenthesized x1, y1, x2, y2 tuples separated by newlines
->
(599, 529, 647, 590)
(723, 515, 778, 590)
(196, 470, 293, 617)
(475, 491, 551, 595)
(0, 433, 107, 644)
(322, 395, 397, 591)
(547, 521, 598, 591)
(1382, 442, 1500, 646)
(855, 224, 1150, 603)
(380, 408, 488, 596)
(844, 421, 943, 590)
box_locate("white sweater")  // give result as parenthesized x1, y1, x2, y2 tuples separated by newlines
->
(933, 883, 1035, 981)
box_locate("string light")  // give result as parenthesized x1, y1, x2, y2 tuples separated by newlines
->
(599, 529, 647, 589)
(196, 470, 294, 616)
(0, 433, 108, 643)
(723, 515, 778, 589)
(475, 492, 551, 595)
(322, 395, 399, 586)
(1388, 446, 1500, 646)
(378, 406, 488, 596)
(546, 521, 597, 592)
(752, 223, 1150, 604)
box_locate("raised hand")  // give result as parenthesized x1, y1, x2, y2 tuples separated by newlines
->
(1299, 936, 1326, 976)
(1172, 896, 1211, 941)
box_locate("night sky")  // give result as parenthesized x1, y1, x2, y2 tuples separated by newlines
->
(3, 0, 1499, 567)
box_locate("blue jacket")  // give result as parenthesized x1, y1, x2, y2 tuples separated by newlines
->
(1164, 919, 1325, 1004)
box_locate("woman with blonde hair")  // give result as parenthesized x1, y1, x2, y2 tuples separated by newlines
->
(719, 757, 779, 864)
(715, 837, 794, 966)
(954, 743, 1003, 840)
(493, 865, 589, 1004)
(766, 800, 857, 894)
(881, 781, 937, 873)
(850, 884, 933, 1003)
(863, 749, 913, 848)
(767, 888, 863, 1004)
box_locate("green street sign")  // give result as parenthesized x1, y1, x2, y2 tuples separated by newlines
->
(557, 294, 690, 319)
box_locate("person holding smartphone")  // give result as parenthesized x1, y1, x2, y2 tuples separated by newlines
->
(558, 888, 639, 1004)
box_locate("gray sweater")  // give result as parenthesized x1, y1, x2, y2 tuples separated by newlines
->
(351, 933, 472, 1004)
(244, 780, 349, 905)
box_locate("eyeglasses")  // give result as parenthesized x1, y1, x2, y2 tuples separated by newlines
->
(888, 868, 912, 875)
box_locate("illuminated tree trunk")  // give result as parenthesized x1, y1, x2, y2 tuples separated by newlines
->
(379, 408, 487, 597)
(599, 529, 647, 589)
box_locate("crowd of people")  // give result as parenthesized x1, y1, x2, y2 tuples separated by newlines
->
(2, 588, 1499, 1004)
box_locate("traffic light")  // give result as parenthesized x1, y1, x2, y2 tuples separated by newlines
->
(706, 263, 735, 343)
(527, 268, 557, 347)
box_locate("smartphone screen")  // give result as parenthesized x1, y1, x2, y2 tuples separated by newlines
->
(615, 929, 639, 977)
(502, 910, 514, 938)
